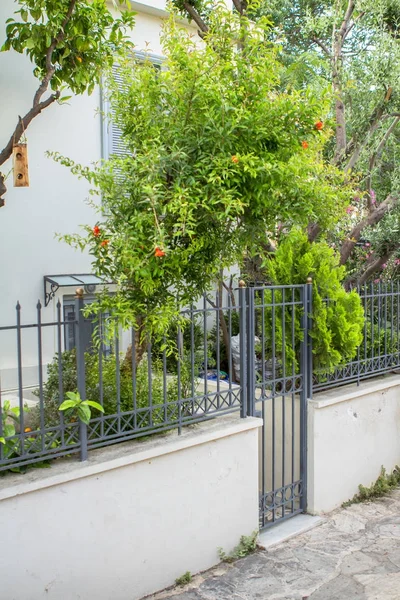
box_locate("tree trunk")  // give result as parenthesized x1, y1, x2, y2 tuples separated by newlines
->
(340, 195, 397, 265)
(217, 278, 238, 383)
(122, 317, 147, 373)
(332, 64, 347, 162)
(358, 252, 392, 285)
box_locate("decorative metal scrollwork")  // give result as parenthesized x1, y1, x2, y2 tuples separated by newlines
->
(45, 282, 59, 307)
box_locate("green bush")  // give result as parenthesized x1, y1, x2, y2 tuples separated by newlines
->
(150, 317, 203, 374)
(360, 321, 400, 360)
(39, 347, 199, 429)
(0, 400, 57, 474)
(264, 228, 365, 374)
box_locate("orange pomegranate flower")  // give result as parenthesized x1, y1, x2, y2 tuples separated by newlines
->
(155, 247, 166, 258)
(301, 141, 309, 149)
(101, 240, 109, 247)
(93, 225, 101, 237)
(231, 155, 239, 164)
(315, 120, 324, 131)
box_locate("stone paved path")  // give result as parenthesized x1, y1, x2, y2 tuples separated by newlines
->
(148, 489, 400, 600)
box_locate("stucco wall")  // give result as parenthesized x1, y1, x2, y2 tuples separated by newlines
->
(0, 415, 261, 600)
(307, 374, 400, 514)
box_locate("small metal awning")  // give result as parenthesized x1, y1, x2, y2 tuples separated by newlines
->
(44, 274, 112, 306)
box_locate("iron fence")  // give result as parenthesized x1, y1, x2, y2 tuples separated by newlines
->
(1, 281, 400, 478)
(0, 301, 81, 471)
(0, 288, 242, 472)
(313, 283, 400, 392)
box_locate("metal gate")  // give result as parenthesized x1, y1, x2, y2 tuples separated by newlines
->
(239, 282, 312, 530)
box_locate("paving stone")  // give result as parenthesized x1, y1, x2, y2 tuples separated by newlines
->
(160, 593, 202, 600)
(386, 547, 400, 569)
(354, 572, 400, 599)
(331, 511, 367, 534)
(145, 489, 400, 600)
(339, 551, 380, 576)
(308, 574, 366, 599)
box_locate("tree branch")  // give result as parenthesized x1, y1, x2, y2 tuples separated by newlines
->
(366, 116, 400, 209)
(339, 0, 356, 40)
(343, 88, 393, 172)
(372, 116, 400, 163)
(222, 275, 237, 309)
(207, 273, 238, 382)
(342, 9, 365, 40)
(307, 223, 321, 243)
(0, 173, 6, 206)
(311, 35, 332, 58)
(358, 252, 393, 285)
(34, 0, 77, 106)
(332, 0, 356, 161)
(231, 0, 243, 14)
(0, 0, 77, 172)
(339, 194, 398, 265)
(183, 2, 209, 34)
(0, 93, 60, 167)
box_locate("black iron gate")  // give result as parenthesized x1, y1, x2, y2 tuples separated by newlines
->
(239, 281, 312, 530)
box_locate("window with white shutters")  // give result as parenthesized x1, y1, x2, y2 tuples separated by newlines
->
(101, 52, 163, 159)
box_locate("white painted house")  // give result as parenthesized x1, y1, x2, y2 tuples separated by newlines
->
(0, 0, 197, 390)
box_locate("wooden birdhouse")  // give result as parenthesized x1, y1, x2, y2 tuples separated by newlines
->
(13, 143, 29, 188)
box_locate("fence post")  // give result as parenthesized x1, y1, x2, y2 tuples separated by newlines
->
(299, 281, 311, 513)
(75, 287, 88, 461)
(246, 286, 256, 417)
(306, 277, 313, 400)
(238, 280, 247, 418)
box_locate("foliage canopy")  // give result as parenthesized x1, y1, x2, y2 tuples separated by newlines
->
(57, 8, 351, 334)
(2, 0, 135, 95)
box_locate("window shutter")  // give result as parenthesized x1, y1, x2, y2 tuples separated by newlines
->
(102, 65, 127, 160)
(108, 119, 126, 158)
(102, 54, 163, 160)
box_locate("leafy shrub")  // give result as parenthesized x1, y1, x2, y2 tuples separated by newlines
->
(359, 321, 400, 360)
(151, 317, 203, 374)
(39, 347, 199, 429)
(0, 401, 21, 460)
(59, 391, 104, 424)
(33, 350, 76, 424)
(0, 401, 56, 473)
(264, 229, 365, 374)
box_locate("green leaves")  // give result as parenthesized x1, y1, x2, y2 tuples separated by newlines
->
(265, 228, 364, 373)
(59, 391, 104, 425)
(2, 0, 135, 95)
(55, 6, 349, 336)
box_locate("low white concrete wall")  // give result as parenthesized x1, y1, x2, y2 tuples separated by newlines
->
(0, 415, 261, 600)
(307, 374, 400, 514)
